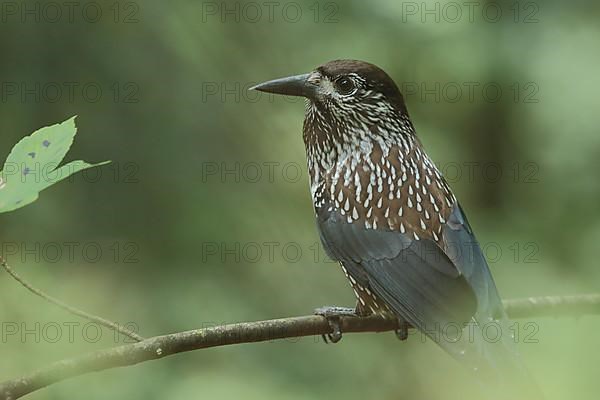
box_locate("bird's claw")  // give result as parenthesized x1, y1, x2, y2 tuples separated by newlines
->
(395, 318, 409, 341)
(314, 306, 357, 344)
(322, 318, 343, 343)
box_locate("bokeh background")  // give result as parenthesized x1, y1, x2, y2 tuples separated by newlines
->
(1, 0, 599, 399)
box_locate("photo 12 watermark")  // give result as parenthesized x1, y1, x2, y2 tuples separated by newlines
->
(0, 81, 140, 104)
(200, 161, 303, 184)
(399, 1, 540, 24)
(435, 161, 540, 184)
(199, 81, 539, 104)
(1, 161, 140, 185)
(0, 1, 140, 23)
(200, 1, 340, 23)
(198, 240, 540, 265)
(410, 320, 540, 345)
(1, 321, 141, 344)
(201, 81, 304, 104)
(401, 81, 540, 104)
(1, 241, 141, 265)
(197, 160, 540, 185)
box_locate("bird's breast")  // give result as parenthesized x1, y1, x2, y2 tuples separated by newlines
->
(309, 142, 456, 244)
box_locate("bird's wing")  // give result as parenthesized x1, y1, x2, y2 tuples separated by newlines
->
(442, 202, 506, 322)
(317, 202, 478, 331)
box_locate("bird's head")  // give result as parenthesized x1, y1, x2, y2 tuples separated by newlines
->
(251, 59, 409, 119)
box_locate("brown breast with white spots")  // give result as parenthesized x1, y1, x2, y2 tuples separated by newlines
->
(313, 141, 456, 244)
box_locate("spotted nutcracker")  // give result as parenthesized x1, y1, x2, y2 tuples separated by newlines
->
(251, 60, 541, 398)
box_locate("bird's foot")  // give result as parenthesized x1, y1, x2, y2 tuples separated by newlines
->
(314, 306, 357, 344)
(395, 317, 409, 341)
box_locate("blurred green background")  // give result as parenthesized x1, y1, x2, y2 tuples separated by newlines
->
(1, 0, 599, 399)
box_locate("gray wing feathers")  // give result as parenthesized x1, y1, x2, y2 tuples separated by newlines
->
(317, 204, 477, 332)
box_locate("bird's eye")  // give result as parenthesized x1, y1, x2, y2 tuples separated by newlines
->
(334, 77, 356, 95)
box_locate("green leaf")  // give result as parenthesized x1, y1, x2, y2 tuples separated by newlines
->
(0, 116, 109, 213)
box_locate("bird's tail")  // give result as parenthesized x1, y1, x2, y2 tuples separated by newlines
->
(437, 204, 544, 399)
(428, 313, 543, 400)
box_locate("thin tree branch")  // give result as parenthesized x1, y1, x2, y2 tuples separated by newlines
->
(1, 294, 599, 400)
(504, 293, 600, 318)
(0, 256, 144, 342)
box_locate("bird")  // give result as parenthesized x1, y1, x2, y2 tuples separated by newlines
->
(251, 60, 542, 399)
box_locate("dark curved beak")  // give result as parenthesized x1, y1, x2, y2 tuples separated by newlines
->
(249, 73, 316, 98)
